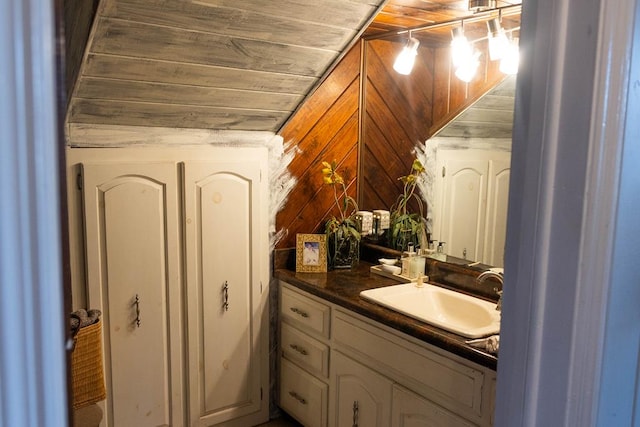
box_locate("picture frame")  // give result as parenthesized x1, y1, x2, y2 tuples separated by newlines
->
(296, 234, 327, 273)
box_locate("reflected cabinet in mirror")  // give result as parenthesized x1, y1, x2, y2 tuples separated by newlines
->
(358, 20, 518, 268)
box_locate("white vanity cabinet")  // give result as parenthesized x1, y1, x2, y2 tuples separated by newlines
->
(278, 282, 496, 427)
(74, 147, 269, 427)
(279, 284, 331, 427)
(331, 351, 392, 427)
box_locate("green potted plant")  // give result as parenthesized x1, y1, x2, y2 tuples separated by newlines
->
(321, 160, 360, 269)
(388, 159, 428, 251)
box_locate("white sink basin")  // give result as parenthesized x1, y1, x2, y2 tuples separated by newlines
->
(360, 283, 500, 338)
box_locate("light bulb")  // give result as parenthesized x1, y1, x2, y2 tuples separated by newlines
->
(487, 19, 509, 61)
(455, 51, 480, 82)
(499, 38, 519, 74)
(451, 27, 473, 68)
(393, 37, 420, 75)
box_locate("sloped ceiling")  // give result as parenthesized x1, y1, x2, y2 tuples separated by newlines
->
(65, 0, 521, 133)
(435, 74, 516, 138)
(66, 0, 386, 132)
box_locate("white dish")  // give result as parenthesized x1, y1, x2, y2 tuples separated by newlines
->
(378, 258, 398, 266)
(380, 264, 401, 274)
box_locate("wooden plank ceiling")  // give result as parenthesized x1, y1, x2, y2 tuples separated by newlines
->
(66, 0, 386, 131)
(366, 0, 522, 45)
(66, 0, 521, 132)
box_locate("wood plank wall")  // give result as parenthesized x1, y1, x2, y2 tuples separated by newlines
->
(275, 37, 506, 249)
(359, 38, 506, 212)
(276, 44, 362, 249)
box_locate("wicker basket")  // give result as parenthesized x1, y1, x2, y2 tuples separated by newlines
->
(71, 319, 106, 410)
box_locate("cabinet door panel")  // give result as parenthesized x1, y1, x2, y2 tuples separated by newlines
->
(184, 155, 267, 426)
(82, 162, 183, 427)
(483, 159, 510, 267)
(392, 385, 475, 427)
(440, 158, 489, 262)
(331, 351, 392, 427)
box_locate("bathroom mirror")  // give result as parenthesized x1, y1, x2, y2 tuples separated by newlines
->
(358, 34, 516, 268)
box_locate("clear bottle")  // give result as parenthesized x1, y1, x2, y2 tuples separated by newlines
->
(401, 243, 416, 277)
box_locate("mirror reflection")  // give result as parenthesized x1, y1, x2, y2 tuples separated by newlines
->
(359, 19, 519, 268)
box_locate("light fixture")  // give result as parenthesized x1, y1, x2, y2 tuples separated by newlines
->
(393, 34, 420, 75)
(486, 18, 509, 61)
(455, 51, 481, 82)
(499, 37, 519, 74)
(451, 25, 481, 82)
(450, 26, 473, 68)
(469, 0, 496, 12)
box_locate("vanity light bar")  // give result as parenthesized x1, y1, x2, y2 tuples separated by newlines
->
(364, 3, 522, 41)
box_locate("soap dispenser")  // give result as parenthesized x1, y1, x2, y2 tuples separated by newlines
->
(401, 243, 416, 277)
(435, 242, 446, 261)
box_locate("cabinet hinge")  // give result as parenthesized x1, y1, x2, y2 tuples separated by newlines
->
(442, 166, 446, 177)
(76, 172, 83, 190)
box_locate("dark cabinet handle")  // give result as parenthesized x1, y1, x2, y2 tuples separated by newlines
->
(352, 400, 359, 427)
(290, 307, 309, 318)
(222, 281, 229, 311)
(289, 391, 307, 405)
(289, 343, 308, 356)
(133, 294, 141, 328)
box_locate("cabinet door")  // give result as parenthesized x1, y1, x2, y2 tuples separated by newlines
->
(439, 157, 489, 262)
(183, 150, 269, 426)
(330, 351, 392, 427)
(483, 159, 510, 267)
(82, 162, 184, 426)
(391, 385, 476, 427)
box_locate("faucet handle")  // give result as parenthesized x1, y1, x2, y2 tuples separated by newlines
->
(493, 287, 503, 311)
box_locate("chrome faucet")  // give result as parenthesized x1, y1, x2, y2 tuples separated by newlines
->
(476, 270, 504, 311)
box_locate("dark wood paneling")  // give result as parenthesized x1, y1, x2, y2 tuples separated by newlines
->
(360, 36, 506, 216)
(276, 44, 362, 249)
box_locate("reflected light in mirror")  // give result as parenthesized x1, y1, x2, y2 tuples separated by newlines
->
(450, 27, 473, 68)
(499, 38, 520, 74)
(455, 51, 481, 82)
(393, 37, 420, 75)
(487, 18, 509, 60)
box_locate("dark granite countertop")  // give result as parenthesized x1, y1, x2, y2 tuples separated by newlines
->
(274, 262, 498, 371)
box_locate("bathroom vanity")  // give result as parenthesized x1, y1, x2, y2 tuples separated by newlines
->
(275, 262, 498, 427)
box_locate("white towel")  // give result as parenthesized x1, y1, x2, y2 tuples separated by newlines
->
(466, 335, 499, 355)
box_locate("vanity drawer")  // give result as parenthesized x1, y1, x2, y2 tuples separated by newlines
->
(280, 358, 328, 427)
(280, 285, 331, 338)
(281, 322, 329, 378)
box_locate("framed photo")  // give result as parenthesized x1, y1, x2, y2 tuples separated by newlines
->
(296, 234, 327, 273)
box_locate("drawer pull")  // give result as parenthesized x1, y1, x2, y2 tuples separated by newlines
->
(133, 294, 141, 328)
(289, 343, 308, 356)
(290, 307, 309, 318)
(222, 281, 229, 312)
(288, 390, 307, 405)
(352, 400, 359, 427)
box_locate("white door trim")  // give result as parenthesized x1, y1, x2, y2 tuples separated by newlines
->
(0, 0, 68, 425)
(496, 0, 639, 425)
